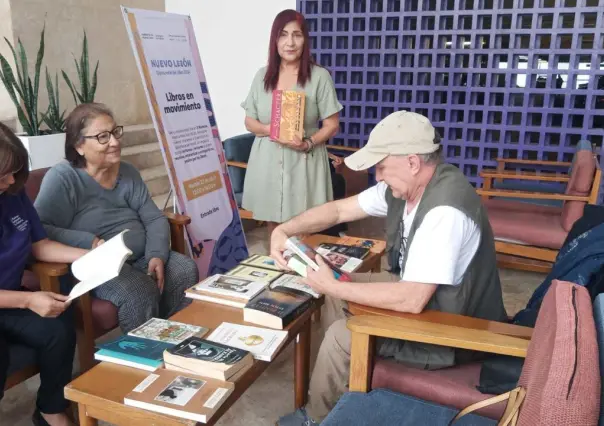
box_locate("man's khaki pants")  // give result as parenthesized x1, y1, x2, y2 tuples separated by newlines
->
(305, 271, 396, 421)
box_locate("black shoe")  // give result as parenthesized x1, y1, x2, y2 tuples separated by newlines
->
(32, 409, 51, 426)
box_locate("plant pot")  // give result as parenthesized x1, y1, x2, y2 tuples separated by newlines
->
(19, 133, 66, 170)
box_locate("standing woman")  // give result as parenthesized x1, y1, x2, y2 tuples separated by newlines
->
(241, 9, 343, 236)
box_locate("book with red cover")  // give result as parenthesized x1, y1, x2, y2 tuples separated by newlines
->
(270, 90, 305, 141)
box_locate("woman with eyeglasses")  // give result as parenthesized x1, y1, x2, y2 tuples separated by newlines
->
(0, 122, 89, 426)
(34, 103, 198, 333)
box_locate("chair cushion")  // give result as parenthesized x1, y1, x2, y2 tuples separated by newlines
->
(484, 199, 566, 249)
(7, 344, 37, 376)
(322, 389, 497, 426)
(233, 192, 243, 208)
(91, 298, 119, 334)
(223, 133, 255, 162)
(561, 150, 596, 232)
(372, 360, 505, 420)
(24, 168, 50, 202)
(590, 294, 604, 426)
(517, 280, 600, 426)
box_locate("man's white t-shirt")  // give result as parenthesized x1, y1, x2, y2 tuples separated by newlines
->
(357, 182, 481, 286)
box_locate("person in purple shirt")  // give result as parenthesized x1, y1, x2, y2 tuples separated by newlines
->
(0, 123, 89, 426)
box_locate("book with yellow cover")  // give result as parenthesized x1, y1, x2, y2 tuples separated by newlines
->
(270, 90, 305, 141)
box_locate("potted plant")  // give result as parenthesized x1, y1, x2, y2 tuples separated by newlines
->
(0, 25, 66, 170)
(62, 30, 99, 105)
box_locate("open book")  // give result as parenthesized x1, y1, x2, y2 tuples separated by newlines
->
(67, 230, 133, 301)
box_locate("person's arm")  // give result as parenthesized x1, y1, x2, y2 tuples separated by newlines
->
(271, 195, 369, 266)
(127, 165, 170, 263)
(307, 113, 339, 147)
(0, 290, 70, 317)
(34, 167, 97, 248)
(244, 116, 271, 137)
(32, 239, 88, 264)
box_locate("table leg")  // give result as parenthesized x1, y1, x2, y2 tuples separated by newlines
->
(78, 404, 98, 426)
(294, 319, 311, 409)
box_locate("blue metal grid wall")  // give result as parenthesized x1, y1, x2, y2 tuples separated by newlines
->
(298, 0, 604, 189)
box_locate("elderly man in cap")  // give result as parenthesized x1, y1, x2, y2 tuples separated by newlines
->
(275, 111, 506, 425)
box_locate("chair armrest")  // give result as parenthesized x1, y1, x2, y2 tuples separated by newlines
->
(496, 158, 572, 168)
(348, 302, 532, 340)
(477, 188, 590, 202)
(326, 144, 359, 153)
(480, 169, 570, 183)
(30, 262, 69, 278)
(227, 160, 248, 169)
(348, 315, 530, 357)
(165, 212, 191, 226)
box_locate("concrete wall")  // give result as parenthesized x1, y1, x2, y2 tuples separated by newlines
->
(166, 0, 296, 140)
(0, 0, 16, 125)
(1, 0, 164, 128)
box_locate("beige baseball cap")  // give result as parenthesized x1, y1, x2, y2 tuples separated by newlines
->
(344, 110, 440, 171)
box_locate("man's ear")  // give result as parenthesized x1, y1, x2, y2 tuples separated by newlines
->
(408, 154, 422, 174)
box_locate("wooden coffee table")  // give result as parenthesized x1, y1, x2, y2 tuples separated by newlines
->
(65, 234, 385, 425)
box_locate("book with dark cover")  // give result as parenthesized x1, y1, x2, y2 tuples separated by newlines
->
(167, 337, 249, 365)
(244, 287, 313, 329)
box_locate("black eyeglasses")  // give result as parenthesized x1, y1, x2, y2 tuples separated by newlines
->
(82, 126, 124, 145)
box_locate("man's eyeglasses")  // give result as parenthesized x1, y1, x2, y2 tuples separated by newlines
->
(82, 126, 124, 145)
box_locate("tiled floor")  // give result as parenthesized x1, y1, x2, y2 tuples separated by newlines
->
(0, 218, 545, 426)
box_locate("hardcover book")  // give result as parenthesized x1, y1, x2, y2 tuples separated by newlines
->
(124, 369, 234, 424)
(270, 90, 305, 141)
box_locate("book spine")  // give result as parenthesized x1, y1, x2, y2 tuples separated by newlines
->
(282, 299, 313, 327)
(270, 90, 282, 140)
(295, 94, 305, 139)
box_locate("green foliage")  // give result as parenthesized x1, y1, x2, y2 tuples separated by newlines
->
(0, 25, 45, 136)
(42, 67, 66, 133)
(62, 31, 99, 105)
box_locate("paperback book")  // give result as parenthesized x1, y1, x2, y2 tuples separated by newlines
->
(284, 237, 352, 282)
(124, 369, 234, 424)
(163, 337, 253, 381)
(270, 273, 320, 299)
(270, 90, 305, 141)
(95, 335, 174, 371)
(239, 254, 283, 272)
(128, 318, 208, 345)
(186, 274, 268, 308)
(207, 322, 288, 362)
(244, 286, 313, 329)
(225, 265, 283, 283)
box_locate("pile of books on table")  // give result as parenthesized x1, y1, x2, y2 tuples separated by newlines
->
(93, 238, 370, 423)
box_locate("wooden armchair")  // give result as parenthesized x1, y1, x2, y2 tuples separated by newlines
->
(477, 151, 601, 273)
(75, 213, 191, 371)
(4, 262, 68, 392)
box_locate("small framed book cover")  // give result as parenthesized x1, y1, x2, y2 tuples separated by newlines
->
(124, 369, 234, 423)
(225, 265, 283, 283)
(240, 254, 282, 272)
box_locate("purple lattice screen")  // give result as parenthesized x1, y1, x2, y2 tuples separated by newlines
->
(298, 0, 604, 190)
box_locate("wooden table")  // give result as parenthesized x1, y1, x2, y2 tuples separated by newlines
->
(65, 234, 385, 425)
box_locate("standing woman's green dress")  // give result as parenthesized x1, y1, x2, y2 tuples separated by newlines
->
(240, 65, 343, 223)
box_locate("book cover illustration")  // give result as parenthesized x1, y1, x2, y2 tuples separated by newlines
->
(270, 90, 306, 141)
(317, 242, 370, 260)
(208, 323, 288, 361)
(207, 275, 261, 295)
(97, 335, 174, 361)
(168, 337, 249, 365)
(240, 254, 282, 272)
(316, 247, 362, 273)
(285, 237, 352, 281)
(154, 375, 206, 407)
(129, 318, 208, 345)
(226, 265, 283, 283)
(247, 287, 313, 318)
